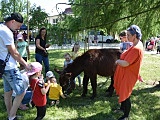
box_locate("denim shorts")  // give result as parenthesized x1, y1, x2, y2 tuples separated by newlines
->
(2, 68, 25, 95)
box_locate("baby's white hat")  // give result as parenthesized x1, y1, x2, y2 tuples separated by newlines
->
(46, 71, 55, 78)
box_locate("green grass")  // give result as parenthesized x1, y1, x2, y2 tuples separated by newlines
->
(0, 49, 160, 120)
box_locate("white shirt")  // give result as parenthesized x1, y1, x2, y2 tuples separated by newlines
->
(64, 59, 73, 68)
(0, 24, 17, 70)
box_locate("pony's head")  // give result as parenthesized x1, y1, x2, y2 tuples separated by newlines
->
(54, 68, 75, 94)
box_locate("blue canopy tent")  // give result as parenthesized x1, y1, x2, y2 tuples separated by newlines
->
(20, 24, 32, 30)
(20, 24, 27, 30)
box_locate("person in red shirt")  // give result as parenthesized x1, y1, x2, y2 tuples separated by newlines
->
(114, 25, 143, 120)
(27, 62, 51, 120)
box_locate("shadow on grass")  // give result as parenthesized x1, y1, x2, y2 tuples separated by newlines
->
(131, 85, 160, 120)
(57, 81, 160, 120)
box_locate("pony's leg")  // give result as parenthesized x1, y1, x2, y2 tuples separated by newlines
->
(81, 74, 89, 97)
(90, 75, 97, 99)
(106, 76, 114, 97)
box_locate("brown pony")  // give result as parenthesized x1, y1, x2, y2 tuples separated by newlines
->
(55, 49, 121, 99)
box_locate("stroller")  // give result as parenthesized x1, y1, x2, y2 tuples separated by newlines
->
(146, 40, 155, 51)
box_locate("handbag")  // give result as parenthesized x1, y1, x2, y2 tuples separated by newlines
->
(0, 53, 10, 78)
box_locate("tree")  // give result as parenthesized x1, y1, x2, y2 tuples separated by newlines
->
(0, 0, 28, 21)
(29, 5, 48, 30)
(68, 0, 160, 40)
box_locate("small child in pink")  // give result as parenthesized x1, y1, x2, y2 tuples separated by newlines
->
(27, 62, 51, 120)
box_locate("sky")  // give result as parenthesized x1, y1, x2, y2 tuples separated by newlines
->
(29, 0, 71, 16)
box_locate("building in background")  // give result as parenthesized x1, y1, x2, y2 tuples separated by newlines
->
(47, 7, 73, 25)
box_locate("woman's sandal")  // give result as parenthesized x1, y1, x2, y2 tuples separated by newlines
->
(19, 104, 29, 110)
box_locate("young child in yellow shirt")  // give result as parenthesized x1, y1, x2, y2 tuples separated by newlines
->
(45, 71, 66, 106)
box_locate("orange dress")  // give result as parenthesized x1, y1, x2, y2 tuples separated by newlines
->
(114, 42, 143, 103)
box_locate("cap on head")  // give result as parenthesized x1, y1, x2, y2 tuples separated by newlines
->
(27, 62, 42, 76)
(4, 13, 23, 23)
(17, 33, 23, 40)
(127, 25, 142, 39)
(46, 71, 55, 78)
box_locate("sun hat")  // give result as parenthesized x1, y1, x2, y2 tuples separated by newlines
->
(4, 12, 23, 23)
(17, 33, 23, 40)
(127, 25, 142, 39)
(27, 62, 42, 76)
(46, 71, 55, 78)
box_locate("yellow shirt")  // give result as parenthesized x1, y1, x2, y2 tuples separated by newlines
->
(70, 52, 80, 60)
(45, 83, 63, 100)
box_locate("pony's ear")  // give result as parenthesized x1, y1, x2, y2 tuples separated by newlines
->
(54, 68, 62, 74)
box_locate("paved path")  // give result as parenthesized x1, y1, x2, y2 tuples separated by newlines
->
(29, 43, 120, 50)
(29, 43, 159, 55)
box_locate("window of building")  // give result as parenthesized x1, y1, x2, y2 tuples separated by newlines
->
(53, 19, 58, 24)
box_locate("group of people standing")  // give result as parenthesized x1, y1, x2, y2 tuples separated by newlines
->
(0, 12, 144, 120)
(0, 12, 67, 120)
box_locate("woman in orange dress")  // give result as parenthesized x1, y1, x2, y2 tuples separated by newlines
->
(114, 25, 144, 120)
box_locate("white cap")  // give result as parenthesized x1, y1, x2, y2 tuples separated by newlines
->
(46, 71, 55, 78)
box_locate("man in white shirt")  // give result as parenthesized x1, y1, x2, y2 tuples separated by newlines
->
(0, 13, 29, 120)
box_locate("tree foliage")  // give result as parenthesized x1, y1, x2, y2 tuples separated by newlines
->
(67, 0, 160, 40)
(0, 0, 28, 22)
(29, 5, 48, 30)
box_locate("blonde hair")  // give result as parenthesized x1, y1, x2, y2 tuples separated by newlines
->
(64, 52, 71, 58)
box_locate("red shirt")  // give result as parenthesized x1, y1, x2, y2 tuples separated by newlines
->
(30, 78, 46, 106)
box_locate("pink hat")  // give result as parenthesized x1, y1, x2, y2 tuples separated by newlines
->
(27, 62, 42, 76)
(17, 33, 23, 40)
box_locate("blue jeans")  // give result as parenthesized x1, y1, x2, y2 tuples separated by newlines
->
(2, 68, 25, 95)
(74, 75, 81, 86)
(22, 91, 32, 104)
(35, 53, 49, 73)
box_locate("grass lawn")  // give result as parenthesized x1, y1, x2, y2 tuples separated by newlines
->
(0, 49, 160, 120)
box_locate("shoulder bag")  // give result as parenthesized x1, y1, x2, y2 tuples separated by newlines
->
(0, 53, 10, 78)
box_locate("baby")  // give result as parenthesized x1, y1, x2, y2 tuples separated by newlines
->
(46, 71, 66, 106)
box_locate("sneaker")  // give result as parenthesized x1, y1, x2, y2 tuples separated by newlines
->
(55, 100, 59, 105)
(50, 101, 55, 106)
